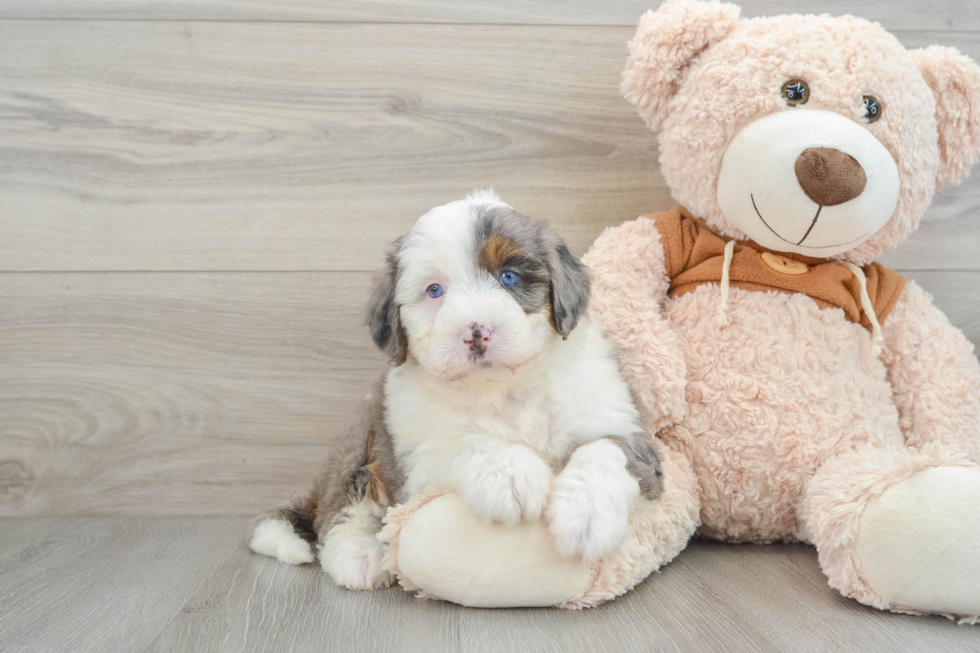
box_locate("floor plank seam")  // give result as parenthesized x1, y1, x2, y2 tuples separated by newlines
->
(0, 18, 977, 35)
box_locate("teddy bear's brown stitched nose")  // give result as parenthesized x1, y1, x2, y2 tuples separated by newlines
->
(794, 147, 867, 206)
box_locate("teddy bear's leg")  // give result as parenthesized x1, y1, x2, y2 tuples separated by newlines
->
(559, 442, 702, 608)
(800, 443, 980, 620)
(378, 443, 701, 608)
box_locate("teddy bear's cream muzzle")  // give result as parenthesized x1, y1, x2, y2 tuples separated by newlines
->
(717, 109, 900, 259)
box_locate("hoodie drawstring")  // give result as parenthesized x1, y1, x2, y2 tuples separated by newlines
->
(710, 242, 883, 355)
(841, 261, 884, 356)
(714, 239, 736, 328)
(710, 239, 883, 355)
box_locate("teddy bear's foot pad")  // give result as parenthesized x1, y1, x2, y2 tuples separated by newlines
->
(856, 466, 980, 617)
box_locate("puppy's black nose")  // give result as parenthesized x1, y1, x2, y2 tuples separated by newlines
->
(462, 322, 492, 356)
(795, 147, 867, 206)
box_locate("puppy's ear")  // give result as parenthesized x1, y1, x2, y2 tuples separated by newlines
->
(547, 235, 591, 339)
(910, 45, 980, 189)
(622, 0, 740, 130)
(366, 237, 408, 365)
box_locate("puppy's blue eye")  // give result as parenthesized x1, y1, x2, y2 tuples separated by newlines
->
(499, 271, 519, 286)
(426, 283, 444, 298)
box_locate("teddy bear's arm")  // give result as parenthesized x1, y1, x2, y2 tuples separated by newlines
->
(582, 217, 687, 433)
(881, 281, 980, 463)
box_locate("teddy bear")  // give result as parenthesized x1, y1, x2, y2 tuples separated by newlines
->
(579, 0, 980, 622)
(376, 0, 980, 618)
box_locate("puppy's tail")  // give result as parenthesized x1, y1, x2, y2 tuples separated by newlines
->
(249, 496, 317, 566)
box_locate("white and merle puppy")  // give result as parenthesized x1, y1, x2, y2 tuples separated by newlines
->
(250, 191, 662, 590)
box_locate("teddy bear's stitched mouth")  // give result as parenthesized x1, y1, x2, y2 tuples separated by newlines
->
(750, 194, 868, 250)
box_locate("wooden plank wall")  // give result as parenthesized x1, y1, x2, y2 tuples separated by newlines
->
(1, 1, 978, 516)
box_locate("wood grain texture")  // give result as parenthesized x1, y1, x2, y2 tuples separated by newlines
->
(0, 22, 977, 272)
(905, 271, 980, 343)
(1, 518, 977, 653)
(0, 21, 665, 272)
(0, 516, 245, 653)
(0, 1, 976, 30)
(672, 542, 980, 652)
(3, 3, 979, 649)
(1, 270, 976, 517)
(0, 272, 384, 516)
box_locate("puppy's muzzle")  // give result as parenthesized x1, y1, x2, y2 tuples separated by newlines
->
(462, 323, 493, 357)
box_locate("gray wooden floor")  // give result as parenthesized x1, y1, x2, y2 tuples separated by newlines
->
(1, 517, 977, 653)
(2, 0, 980, 650)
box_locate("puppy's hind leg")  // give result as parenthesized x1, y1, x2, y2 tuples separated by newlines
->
(250, 498, 317, 565)
(318, 466, 395, 590)
(250, 381, 403, 589)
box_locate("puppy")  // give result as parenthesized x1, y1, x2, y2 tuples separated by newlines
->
(250, 191, 662, 590)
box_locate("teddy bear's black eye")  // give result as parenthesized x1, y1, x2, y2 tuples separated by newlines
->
(781, 80, 810, 106)
(863, 95, 883, 123)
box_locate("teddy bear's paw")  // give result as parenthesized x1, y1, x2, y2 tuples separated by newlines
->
(856, 466, 980, 616)
(546, 439, 639, 562)
(319, 529, 394, 590)
(459, 443, 552, 526)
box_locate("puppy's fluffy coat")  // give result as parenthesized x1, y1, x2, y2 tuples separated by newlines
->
(251, 192, 662, 589)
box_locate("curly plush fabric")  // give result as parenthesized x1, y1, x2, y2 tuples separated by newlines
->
(601, 0, 980, 622)
(584, 218, 688, 434)
(621, 2, 980, 266)
(588, 209, 980, 619)
(800, 442, 976, 612)
(911, 46, 980, 189)
(881, 283, 980, 463)
(622, 0, 741, 130)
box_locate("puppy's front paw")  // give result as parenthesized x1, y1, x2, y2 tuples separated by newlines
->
(546, 441, 639, 561)
(319, 531, 394, 590)
(459, 443, 552, 526)
(546, 476, 631, 562)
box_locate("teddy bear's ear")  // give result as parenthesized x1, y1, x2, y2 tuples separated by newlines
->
(621, 0, 741, 130)
(910, 45, 980, 189)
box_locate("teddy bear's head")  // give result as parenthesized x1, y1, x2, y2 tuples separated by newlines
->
(622, 0, 980, 265)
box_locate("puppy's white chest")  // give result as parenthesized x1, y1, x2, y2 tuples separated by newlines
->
(469, 390, 556, 453)
(395, 384, 558, 458)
